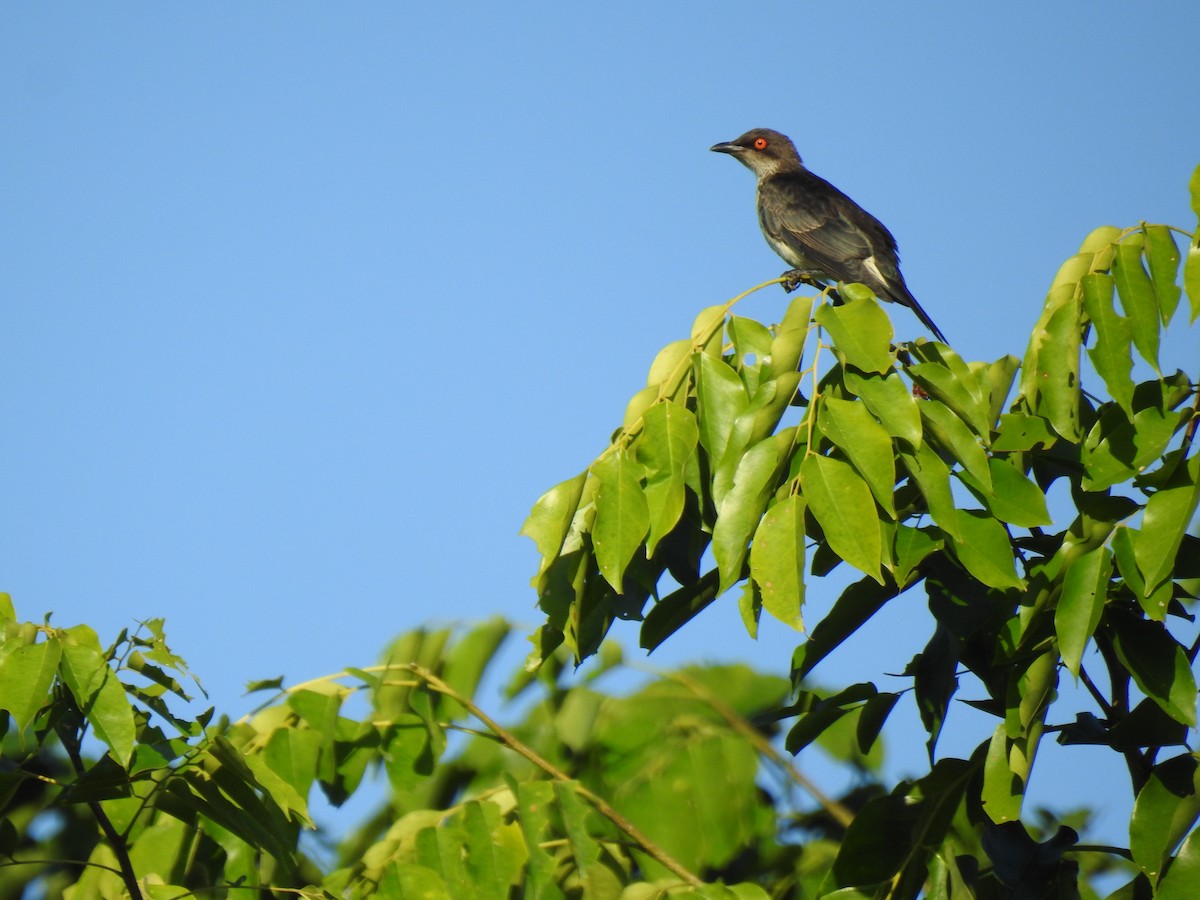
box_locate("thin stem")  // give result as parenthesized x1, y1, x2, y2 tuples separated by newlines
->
(663, 669, 855, 829)
(405, 663, 704, 887)
(1078, 665, 1114, 718)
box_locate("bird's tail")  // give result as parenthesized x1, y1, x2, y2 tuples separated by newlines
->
(891, 282, 947, 344)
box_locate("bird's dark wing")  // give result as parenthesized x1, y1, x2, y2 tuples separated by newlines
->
(760, 171, 949, 342)
(758, 171, 885, 282)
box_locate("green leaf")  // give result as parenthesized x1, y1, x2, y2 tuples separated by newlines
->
(1112, 233, 1161, 372)
(844, 369, 922, 450)
(1185, 243, 1200, 323)
(695, 352, 750, 463)
(948, 509, 1024, 590)
(1133, 454, 1200, 598)
(463, 800, 525, 895)
(1028, 283, 1083, 440)
(907, 344, 992, 439)
(591, 450, 650, 592)
(440, 618, 510, 719)
(892, 525, 940, 588)
(1081, 386, 1185, 492)
(919, 398, 992, 491)
(737, 580, 762, 639)
(728, 315, 775, 389)
(1081, 272, 1135, 417)
(1144, 225, 1182, 324)
(800, 454, 883, 584)
(521, 471, 587, 579)
(899, 443, 961, 541)
(749, 495, 805, 629)
(767, 293, 815, 377)
(58, 629, 136, 767)
(816, 296, 894, 374)
(982, 725, 1023, 823)
(641, 569, 722, 652)
(0, 635, 61, 732)
(1054, 545, 1112, 678)
(819, 398, 897, 517)
(645, 338, 693, 392)
(791, 577, 899, 681)
(1157, 826, 1200, 900)
(1109, 609, 1197, 727)
(980, 354, 1021, 425)
(637, 403, 699, 554)
(960, 456, 1051, 528)
(553, 781, 602, 874)
(856, 692, 900, 755)
(1131, 754, 1200, 881)
(830, 758, 974, 895)
(712, 430, 792, 594)
(991, 413, 1057, 452)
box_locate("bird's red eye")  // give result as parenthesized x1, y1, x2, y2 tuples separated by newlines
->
(753, 137, 768, 150)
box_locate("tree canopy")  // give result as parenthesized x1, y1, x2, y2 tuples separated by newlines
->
(2, 166, 1200, 898)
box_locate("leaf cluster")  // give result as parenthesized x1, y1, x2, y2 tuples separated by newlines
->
(521, 165, 1200, 897)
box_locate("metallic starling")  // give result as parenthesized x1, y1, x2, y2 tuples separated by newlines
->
(710, 128, 947, 343)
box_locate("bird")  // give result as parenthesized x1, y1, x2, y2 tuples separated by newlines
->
(710, 128, 947, 343)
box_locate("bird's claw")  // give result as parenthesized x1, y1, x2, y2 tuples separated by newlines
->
(780, 268, 822, 293)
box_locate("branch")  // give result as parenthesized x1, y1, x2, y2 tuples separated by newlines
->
(405, 663, 704, 887)
(55, 710, 145, 900)
(663, 668, 856, 829)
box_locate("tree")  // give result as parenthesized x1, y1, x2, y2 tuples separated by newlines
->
(1, 166, 1199, 899)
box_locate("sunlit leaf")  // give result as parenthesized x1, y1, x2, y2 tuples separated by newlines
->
(1112, 233, 1161, 372)
(948, 510, 1024, 590)
(816, 296, 894, 374)
(1131, 754, 1200, 881)
(591, 450, 649, 592)
(749, 495, 805, 629)
(819, 398, 897, 517)
(0, 636, 61, 732)
(800, 454, 883, 584)
(1144, 225, 1182, 324)
(844, 369, 922, 450)
(919, 398, 992, 491)
(521, 471, 587, 578)
(695, 352, 749, 462)
(1054, 545, 1111, 678)
(1081, 271, 1135, 417)
(712, 430, 792, 593)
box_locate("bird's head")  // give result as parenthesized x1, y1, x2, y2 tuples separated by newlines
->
(710, 128, 804, 179)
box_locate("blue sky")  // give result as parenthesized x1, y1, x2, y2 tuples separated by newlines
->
(3, 3, 1198, 845)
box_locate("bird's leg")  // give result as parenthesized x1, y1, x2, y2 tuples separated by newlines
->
(780, 268, 827, 293)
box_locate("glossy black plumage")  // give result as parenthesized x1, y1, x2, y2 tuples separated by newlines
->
(711, 128, 946, 343)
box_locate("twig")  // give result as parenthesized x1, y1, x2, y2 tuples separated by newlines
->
(664, 669, 856, 829)
(405, 663, 704, 887)
(56, 708, 145, 900)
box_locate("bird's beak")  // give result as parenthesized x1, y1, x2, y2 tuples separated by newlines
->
(709, 141, 742, 155)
